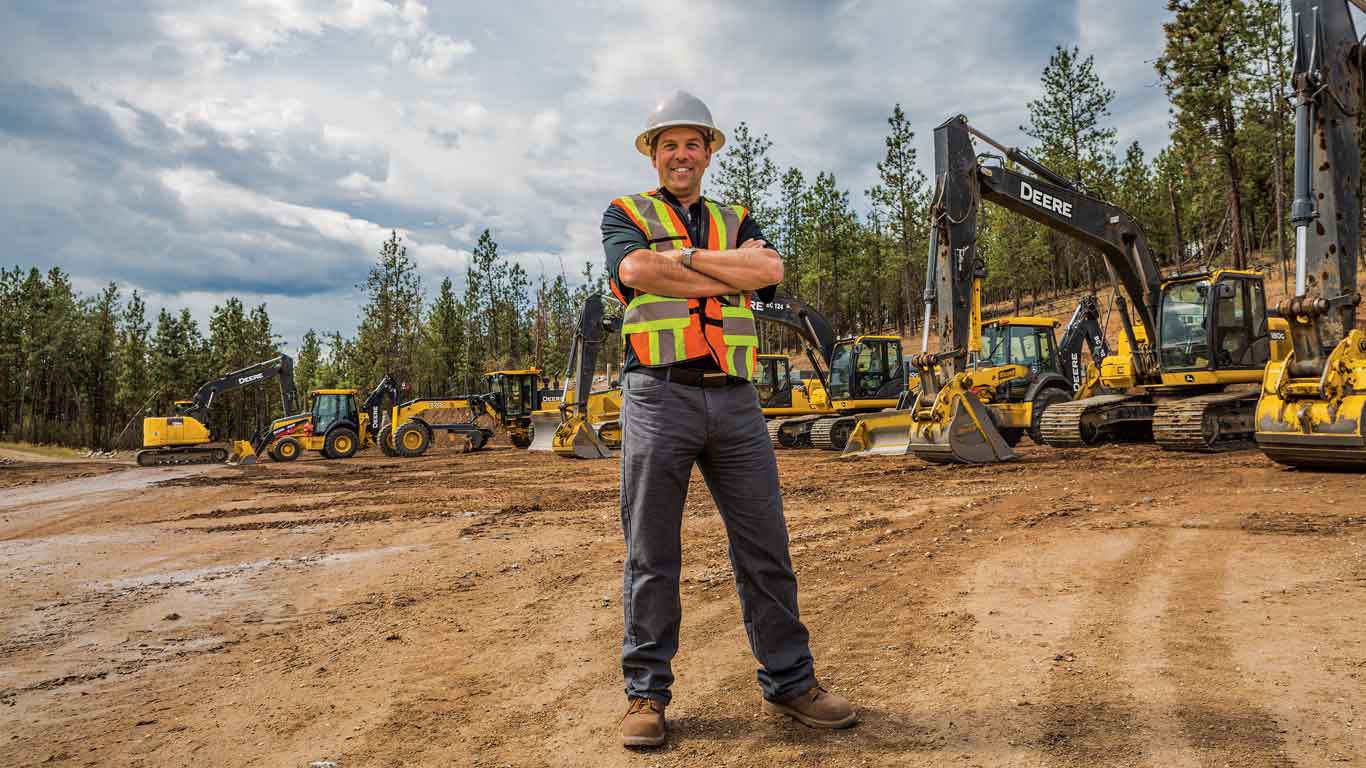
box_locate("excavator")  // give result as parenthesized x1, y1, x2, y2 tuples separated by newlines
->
(540, 293, 621, 458)
(137, 354, 298, 466)
(751, 294, 911, 450)
(859, 115, 1287, 463)
(842, 294, 1112, 459)
(754, 353, 831, 421)
(1255, 0, 1366, 468)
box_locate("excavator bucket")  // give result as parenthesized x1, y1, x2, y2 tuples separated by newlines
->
(226, 440, 259, 466)
(528, 409, 561, 452)
(841, 411, 915, 457)
(551, 415, 614, 459)
(907, 390, 1018, 465)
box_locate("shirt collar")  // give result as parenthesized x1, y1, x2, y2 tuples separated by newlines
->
(654, 186, 705, 211)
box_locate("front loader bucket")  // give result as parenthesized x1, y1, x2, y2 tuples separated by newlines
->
(841, 411, 914, 457)
(552, 415, 614, 459)
(908, 390, 1018, 465)
(528, 410, 562, 452)
(226, 440, 259, 466)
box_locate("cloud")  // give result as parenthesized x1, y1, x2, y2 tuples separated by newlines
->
(0, 0, 1177, 348)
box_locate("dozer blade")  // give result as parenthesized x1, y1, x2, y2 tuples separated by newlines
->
(551, 416, 614, 459)
(841, 411, 914, 457)
(908, 391, 1018, 465)
(226, 440, 259, 466)
(528, 410, 562, 452)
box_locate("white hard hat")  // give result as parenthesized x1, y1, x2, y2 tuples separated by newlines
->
(634, 90, 726, 156)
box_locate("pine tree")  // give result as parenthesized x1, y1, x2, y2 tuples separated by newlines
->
(712, 121, 779, 227)
(354, 231, 424, 387)
(295, 329, 323, 403)
(869, 104, 929, 335)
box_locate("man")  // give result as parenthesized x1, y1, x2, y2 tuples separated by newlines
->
(601, 90, 857, 748)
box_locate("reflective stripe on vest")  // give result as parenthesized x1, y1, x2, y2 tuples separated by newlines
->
(611, 191, 758, 378)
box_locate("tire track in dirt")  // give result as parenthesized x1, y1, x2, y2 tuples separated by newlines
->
(1031, 529, 1174, 766)
(1162, 528, 1296, 767)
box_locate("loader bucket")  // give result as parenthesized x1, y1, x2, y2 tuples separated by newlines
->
(552, 415, 614, 459)
(907, 390, 1018, 465)
(841, 411, 914, 457)
(528, 409, 562, 452)
(226, 440, 259, 466)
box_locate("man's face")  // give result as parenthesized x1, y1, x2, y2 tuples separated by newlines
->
(651, 126, 711, 197)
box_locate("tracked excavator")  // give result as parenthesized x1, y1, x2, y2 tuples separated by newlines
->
(897, 115, 1286, 459)
(751, 293, 913, 450)
(1255, 0, 1366, 468)
(842, 293, 1112, 460)
(137, 354, 299, 466)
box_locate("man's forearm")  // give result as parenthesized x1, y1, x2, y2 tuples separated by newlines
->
(685, 246, 783, 290)
(619, 249, 741, 298)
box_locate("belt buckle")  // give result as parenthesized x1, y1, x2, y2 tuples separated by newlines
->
(702, 372, 727, 387)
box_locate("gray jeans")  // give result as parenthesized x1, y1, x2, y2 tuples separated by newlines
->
(619, 368, 815, 705)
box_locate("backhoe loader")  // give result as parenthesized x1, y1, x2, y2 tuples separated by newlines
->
(843, 296, 1111, 459)
(882, 115, 1287, 464)
(752, 294, 912, 450)
(137, 355, 298, 467)
(1254, 0, 1366, 468)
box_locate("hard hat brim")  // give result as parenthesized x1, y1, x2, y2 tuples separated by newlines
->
(635, 121, 726, 156)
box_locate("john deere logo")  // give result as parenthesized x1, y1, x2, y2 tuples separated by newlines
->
(1184, 374, 1195, 383)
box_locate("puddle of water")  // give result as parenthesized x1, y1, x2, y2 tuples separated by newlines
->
(0, 466, 211, 513)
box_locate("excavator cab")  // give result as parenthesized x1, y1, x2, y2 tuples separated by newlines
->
(754, 354, 794, 408)
(1156, 272, 1270, 376)
(978, 318, 1062, 380)
(826, 336, 904, 408)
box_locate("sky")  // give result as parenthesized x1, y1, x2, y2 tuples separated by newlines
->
(0, 0, 1176, 352)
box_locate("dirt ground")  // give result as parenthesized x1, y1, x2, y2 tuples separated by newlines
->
(2, 438, 1364, 768)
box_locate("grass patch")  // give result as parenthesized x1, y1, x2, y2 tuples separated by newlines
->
(0, 441, 90, 459)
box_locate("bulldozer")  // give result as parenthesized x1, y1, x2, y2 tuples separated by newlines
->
(875, 114, 1288, 464)
(843, 296, 1111, 460)
(751, 293, 912, 450)
(137, 354, 298, 467)
(1254, 0, 1366, 468)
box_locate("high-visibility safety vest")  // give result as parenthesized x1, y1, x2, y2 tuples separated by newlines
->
(609, 191, 760, 379)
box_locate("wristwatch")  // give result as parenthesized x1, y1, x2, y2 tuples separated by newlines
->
(680, 247, 697, 269)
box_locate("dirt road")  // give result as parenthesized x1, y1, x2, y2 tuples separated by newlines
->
(2, 441, 1363, 767)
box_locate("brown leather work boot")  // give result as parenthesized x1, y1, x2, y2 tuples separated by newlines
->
(620, 697, 667, 747)
(762, 685, 858, 729)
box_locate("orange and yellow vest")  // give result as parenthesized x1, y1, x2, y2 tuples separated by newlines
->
(609, 191, 760, 379)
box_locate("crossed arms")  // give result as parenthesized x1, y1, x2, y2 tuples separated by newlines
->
(618, 240, 784, 298)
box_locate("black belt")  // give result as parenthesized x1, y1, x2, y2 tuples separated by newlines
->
(634, 366, 749, 388)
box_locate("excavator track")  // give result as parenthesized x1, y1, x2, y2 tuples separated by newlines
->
(1037, 393, 1143, 448)
(135, 447, 229, 467)
(1150, 390, 1257, 451)
(811, 416, 857, 451)
(768, 415, 817, 449)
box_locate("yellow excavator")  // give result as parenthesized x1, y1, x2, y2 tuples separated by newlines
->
(750, 293, 913, 451)
(535, 293, 621, 458)
(872, 115, 1287, 464)
(844, 297, 1112, 459)
(137, 354, 298, 467)
(754, 353, 831, 422)
(1255, 0, 1366, 468)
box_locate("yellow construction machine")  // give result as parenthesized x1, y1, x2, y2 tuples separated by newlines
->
(137, 354, 299, 467)
(750, 293, 911, 451)
(264, 369, 543, 461)
(754, 353, 831, 420)
(866, 115, 1287, 464)
(1254, 0, 1366, 468)
(844, 298, 1111, 459)
(534, 293, 621, 458)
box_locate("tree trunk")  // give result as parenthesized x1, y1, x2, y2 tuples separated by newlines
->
(1168, 180, 1186, 271)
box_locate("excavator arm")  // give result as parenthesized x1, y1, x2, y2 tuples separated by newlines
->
(546, 293, 621, 458)
(179, 354, 298, 426)
(1255, 0, 1366, 468)
(1056, 295, 1111, 393)
(750, 292, 837, 386)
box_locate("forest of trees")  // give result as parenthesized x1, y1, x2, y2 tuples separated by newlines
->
(0, 0, 1321, 449)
